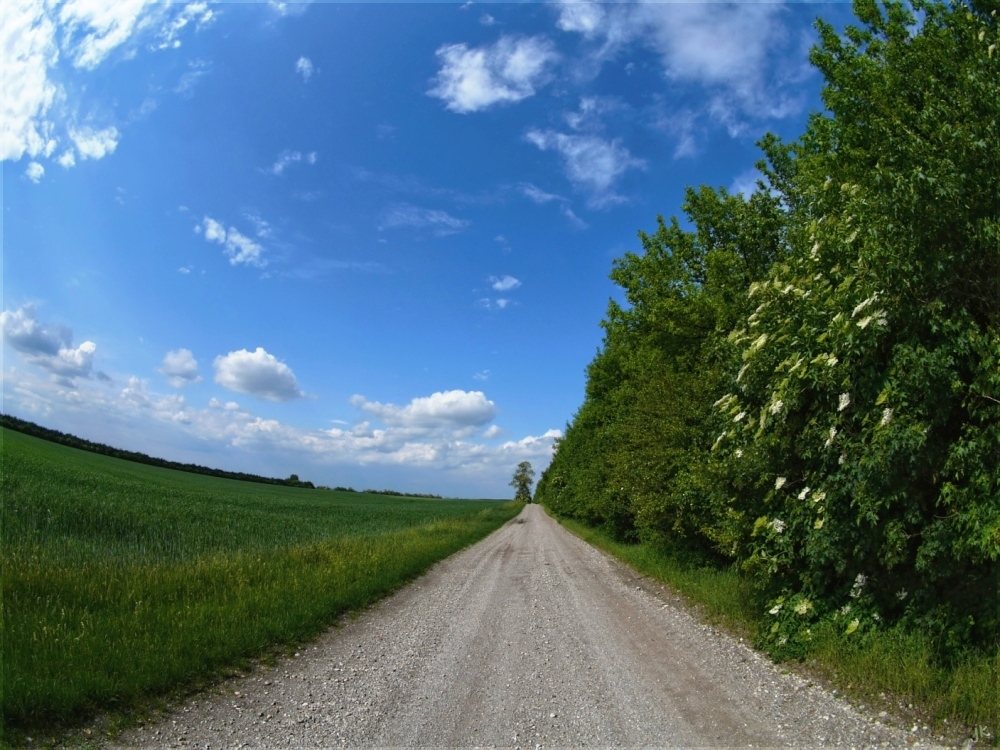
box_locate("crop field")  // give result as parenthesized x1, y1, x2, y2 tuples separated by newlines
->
(0, 428, 519, 735)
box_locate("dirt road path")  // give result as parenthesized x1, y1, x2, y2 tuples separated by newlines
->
(113, 505, 934, 747)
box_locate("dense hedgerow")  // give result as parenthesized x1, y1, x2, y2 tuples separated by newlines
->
(537, 0, 999, 660)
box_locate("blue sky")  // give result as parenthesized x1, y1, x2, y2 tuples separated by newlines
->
(2, 0, 853, 498)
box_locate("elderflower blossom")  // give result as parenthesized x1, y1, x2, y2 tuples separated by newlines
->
(734, 411, 747, 423)
(769, 603, 783, 615)
(838, 393, 851, 412)
(712, 431, 727, 450)
(852, 293, 879, 318)
(850, 573, 867, 598)
(857, 314, 874, 329)
(737, 363, 750, 382)
(880, 407, 893, 426)
(769, 518, 786, 534)
(775, 476, 787, 490)
(769, 399, 784, 415)
(838, 453, 846, 466)
(812, 490, 826, 504)
(734, 449, 744, 458)
(749, 333, 768, 352)
(825, 426, 837, 447)
(794, 599, 813, 616)
(798, 487, 811, 500)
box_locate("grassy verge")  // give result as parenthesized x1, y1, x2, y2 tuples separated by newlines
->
(551, 511, 998, 744)
(1, 428, 520, 741)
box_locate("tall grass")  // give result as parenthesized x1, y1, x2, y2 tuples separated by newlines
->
(1, 428, 519, 736)
(552, 511, 998, 743)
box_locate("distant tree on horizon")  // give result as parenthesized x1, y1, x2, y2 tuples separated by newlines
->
(510, 461, 535, 503)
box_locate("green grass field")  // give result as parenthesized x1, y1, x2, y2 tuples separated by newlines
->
(0, 428, 519, 737)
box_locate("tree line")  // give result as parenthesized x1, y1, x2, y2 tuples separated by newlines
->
(537, 0, 998, 659)
(1, 414, 442, 499)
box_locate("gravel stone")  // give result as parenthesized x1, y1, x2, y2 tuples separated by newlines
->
(110, 505, 946, 748)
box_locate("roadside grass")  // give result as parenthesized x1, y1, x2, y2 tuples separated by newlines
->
(552, 512, 998, 744)
(1, 428, 520, 740)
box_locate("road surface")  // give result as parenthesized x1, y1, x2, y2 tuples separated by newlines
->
(113, 504, 935, 748)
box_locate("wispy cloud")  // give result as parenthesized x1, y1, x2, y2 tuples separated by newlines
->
(490, 275, 521, 292)
(525, 129, 644, 208)
(295, 56, 314, 81)
(196, 216, 267, 268)
(428, 35, 558, 113)
(1, 1, 211, 165)
(380, 204, 469, 236)
(268, 149, 317, 176)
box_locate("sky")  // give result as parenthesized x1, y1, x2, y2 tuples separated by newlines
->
(2, 0, 855, 498)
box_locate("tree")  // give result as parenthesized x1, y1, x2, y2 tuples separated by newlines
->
(510, 461, 535, 503)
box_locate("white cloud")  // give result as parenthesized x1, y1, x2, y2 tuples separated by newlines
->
(473, 369, 490, 382)
(295, 56, 314, 81)
(25, 161, 44, 182)
(268, 149, 317, 176)
(429, 35, 558, 113)
(57, 149, 76, 168)
(500, 428, 562, 458)
(160, 348, 201, 388)
(480, 13, 496, 27)
(730, 168, 764, 199)
(1, 304, 96, 380)
(197, 216, 267, 268)
(2, 365, 563, 496)
(154, 2, 213, 51)
(1, 1, 209, 167)
(519, 182, 562, 205)
(69, 124, 119, 159)
(554, 1, 606, 39)
(58, 0, 160, 70)
(490, 275, 521, 292)
(380, 204, 469, 236)
(351, 389, 496, 429)
(214, 347, 303, 402)
(1, 0, 59, 162)
(525, 129, 644, 207)
(555, 2, 806, 138)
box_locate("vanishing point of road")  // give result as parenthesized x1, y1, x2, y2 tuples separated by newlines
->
(113, 504, 936, 748)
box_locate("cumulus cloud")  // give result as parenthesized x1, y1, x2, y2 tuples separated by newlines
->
(428, 35, 558, 113)
(351, 389, 496, 429)
(25, 161, 44, 182)
(525, 129, 644, 207)
(214, 347, 303, 402)
(1, 304, 96, 380)
(295, 56, 314, 81)
(380, 204, 469, 236)
(160, 348, 201, 387)
(490, 275, 521, 292)
(196, 216, 267, 268)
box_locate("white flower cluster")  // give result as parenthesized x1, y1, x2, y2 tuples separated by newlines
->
(838, 392, 851, 412)
(769, 518, 786, 534)
(850, 573, 867, 598)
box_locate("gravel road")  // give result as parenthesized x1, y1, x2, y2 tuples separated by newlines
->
(111, 504, 942, 748)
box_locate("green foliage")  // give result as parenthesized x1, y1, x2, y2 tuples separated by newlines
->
(0, 428, 519, 735)
(538, 0, 998, 667)
(510, 460, 535, 502)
